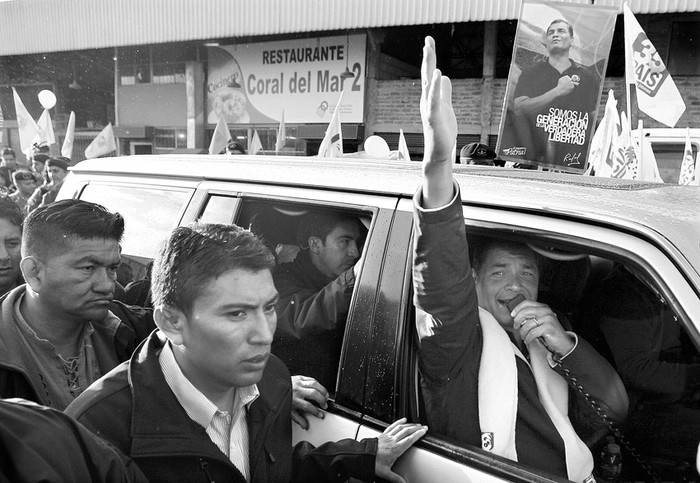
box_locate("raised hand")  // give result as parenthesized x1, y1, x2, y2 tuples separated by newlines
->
(420, 36, 458, 209)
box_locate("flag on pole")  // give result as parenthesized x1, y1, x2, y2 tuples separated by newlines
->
(61, 111, 76, 159)
(84, 123, 117, 159)
(208, 115, 232, 155)
(37, 109, 56, 145)
(12, 88, 43, 155)
(248, 130, 263, 155)
(679, 128, 697, 185)
(693, 153, 700, 186)
(589, 90, 620, 178)
(624, 3, 685, 127)
(318, 91, 344, 158)
(398, 129, 411, 161)
(610, 112, 638, 180)
(275, 111, 286, 153)
(635, 121, 663, 183)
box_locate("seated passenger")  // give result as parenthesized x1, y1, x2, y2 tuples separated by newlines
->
(591, 264, 700, 470)
(273, 211, 362, 389)
(412, 36, 628, 482)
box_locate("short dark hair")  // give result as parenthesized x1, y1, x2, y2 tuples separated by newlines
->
(151, 222, 275, 315)
(470, 236, 541, 274)
(1, 148, 15, 157)
(0, 196, 24, 229)
(22, 199, 124, 259)
(547, 19, 573, 37)
(296, 212, 358, 248)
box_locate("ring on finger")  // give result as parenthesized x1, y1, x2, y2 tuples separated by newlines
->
(526, 316, 539, 327)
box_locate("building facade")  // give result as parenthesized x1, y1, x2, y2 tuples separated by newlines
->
(0, 0, 698, 161)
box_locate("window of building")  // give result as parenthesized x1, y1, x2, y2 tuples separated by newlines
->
(668, 21, 700, 75)
(154, 128, 188, 152)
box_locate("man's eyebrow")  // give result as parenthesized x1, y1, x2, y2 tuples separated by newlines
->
(72, 256, 119, 266)
(219, 294, 280, 311)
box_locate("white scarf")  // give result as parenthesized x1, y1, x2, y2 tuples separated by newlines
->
(477, 307, 594, 482)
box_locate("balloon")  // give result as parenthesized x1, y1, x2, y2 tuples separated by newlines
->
(38, 90, 57, 110)
(364, 135, 391, 158)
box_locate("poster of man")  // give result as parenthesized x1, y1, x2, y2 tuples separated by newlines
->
(497, 0, 617, 172)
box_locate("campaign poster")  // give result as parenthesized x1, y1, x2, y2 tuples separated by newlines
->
(207, 34, 366, 125)
(496, 1, 617, 173)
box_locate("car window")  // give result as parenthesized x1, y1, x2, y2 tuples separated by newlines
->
(199, 195, 238, 224)
(407, 219, 700, 483)
(79, 183, 192, 278)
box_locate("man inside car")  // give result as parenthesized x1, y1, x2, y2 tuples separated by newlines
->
(412, 36, 628, 482)
(273, 211, 362, 389)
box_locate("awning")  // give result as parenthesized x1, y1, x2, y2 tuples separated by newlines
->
(0, 0, 698, 56)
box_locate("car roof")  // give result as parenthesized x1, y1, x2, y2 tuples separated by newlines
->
(71, 154, 700, 273)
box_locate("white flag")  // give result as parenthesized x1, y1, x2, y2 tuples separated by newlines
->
(275, 111, 286, 153)
(398, 129, 411, 161)
(37, 109, 56, 145)
(249, 130, 263, 155)
(12, 88, 43, 155)
(84, 123, 116, 159)
(679, 128, 696, 185)
(318, 91, 344, 158)
(61, 111, 76, 159)
(624, 3, 685, 127)
(208, 115, 232, 155)
(589, 90, 620, 178)
(610, 112, 637, 180)
(636, 122, 663, 183)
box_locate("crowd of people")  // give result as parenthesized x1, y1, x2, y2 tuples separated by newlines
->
(0, 34, 697, 483)
(0, 144, 71, 217)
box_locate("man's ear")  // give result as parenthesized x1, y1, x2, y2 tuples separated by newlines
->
(471, 267, 478, 282)
(308, 236, 322, 254)
(20, 256, 44, 292)
(154, 305, 187, 346)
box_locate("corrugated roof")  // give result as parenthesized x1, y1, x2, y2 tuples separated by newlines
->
(0, 0, 698, 56)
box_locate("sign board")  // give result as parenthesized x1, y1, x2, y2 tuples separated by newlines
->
(207, 34, 366, 125)
(496, 0, 617, 172)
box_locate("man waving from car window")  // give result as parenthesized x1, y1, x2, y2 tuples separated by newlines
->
(412, 35, 628, 482)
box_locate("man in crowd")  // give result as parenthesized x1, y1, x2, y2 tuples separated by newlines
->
(28, 156, 70, 212)
(412, 36, 627, 482)
(0, 197, 24, 297)
(0, 147, 19, 190)
(273, 211, 362, 389)
(9, 170, 38, 215)
(0, 199, 154, 409)
(66, 222, 426, 482)
(509, 19, 598, 169)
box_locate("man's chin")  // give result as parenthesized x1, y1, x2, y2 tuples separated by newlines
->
(80, 306, 111, 322)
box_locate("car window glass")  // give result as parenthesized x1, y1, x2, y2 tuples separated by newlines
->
(199, 195, 237, 224)
(79, 183, 191, 277)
